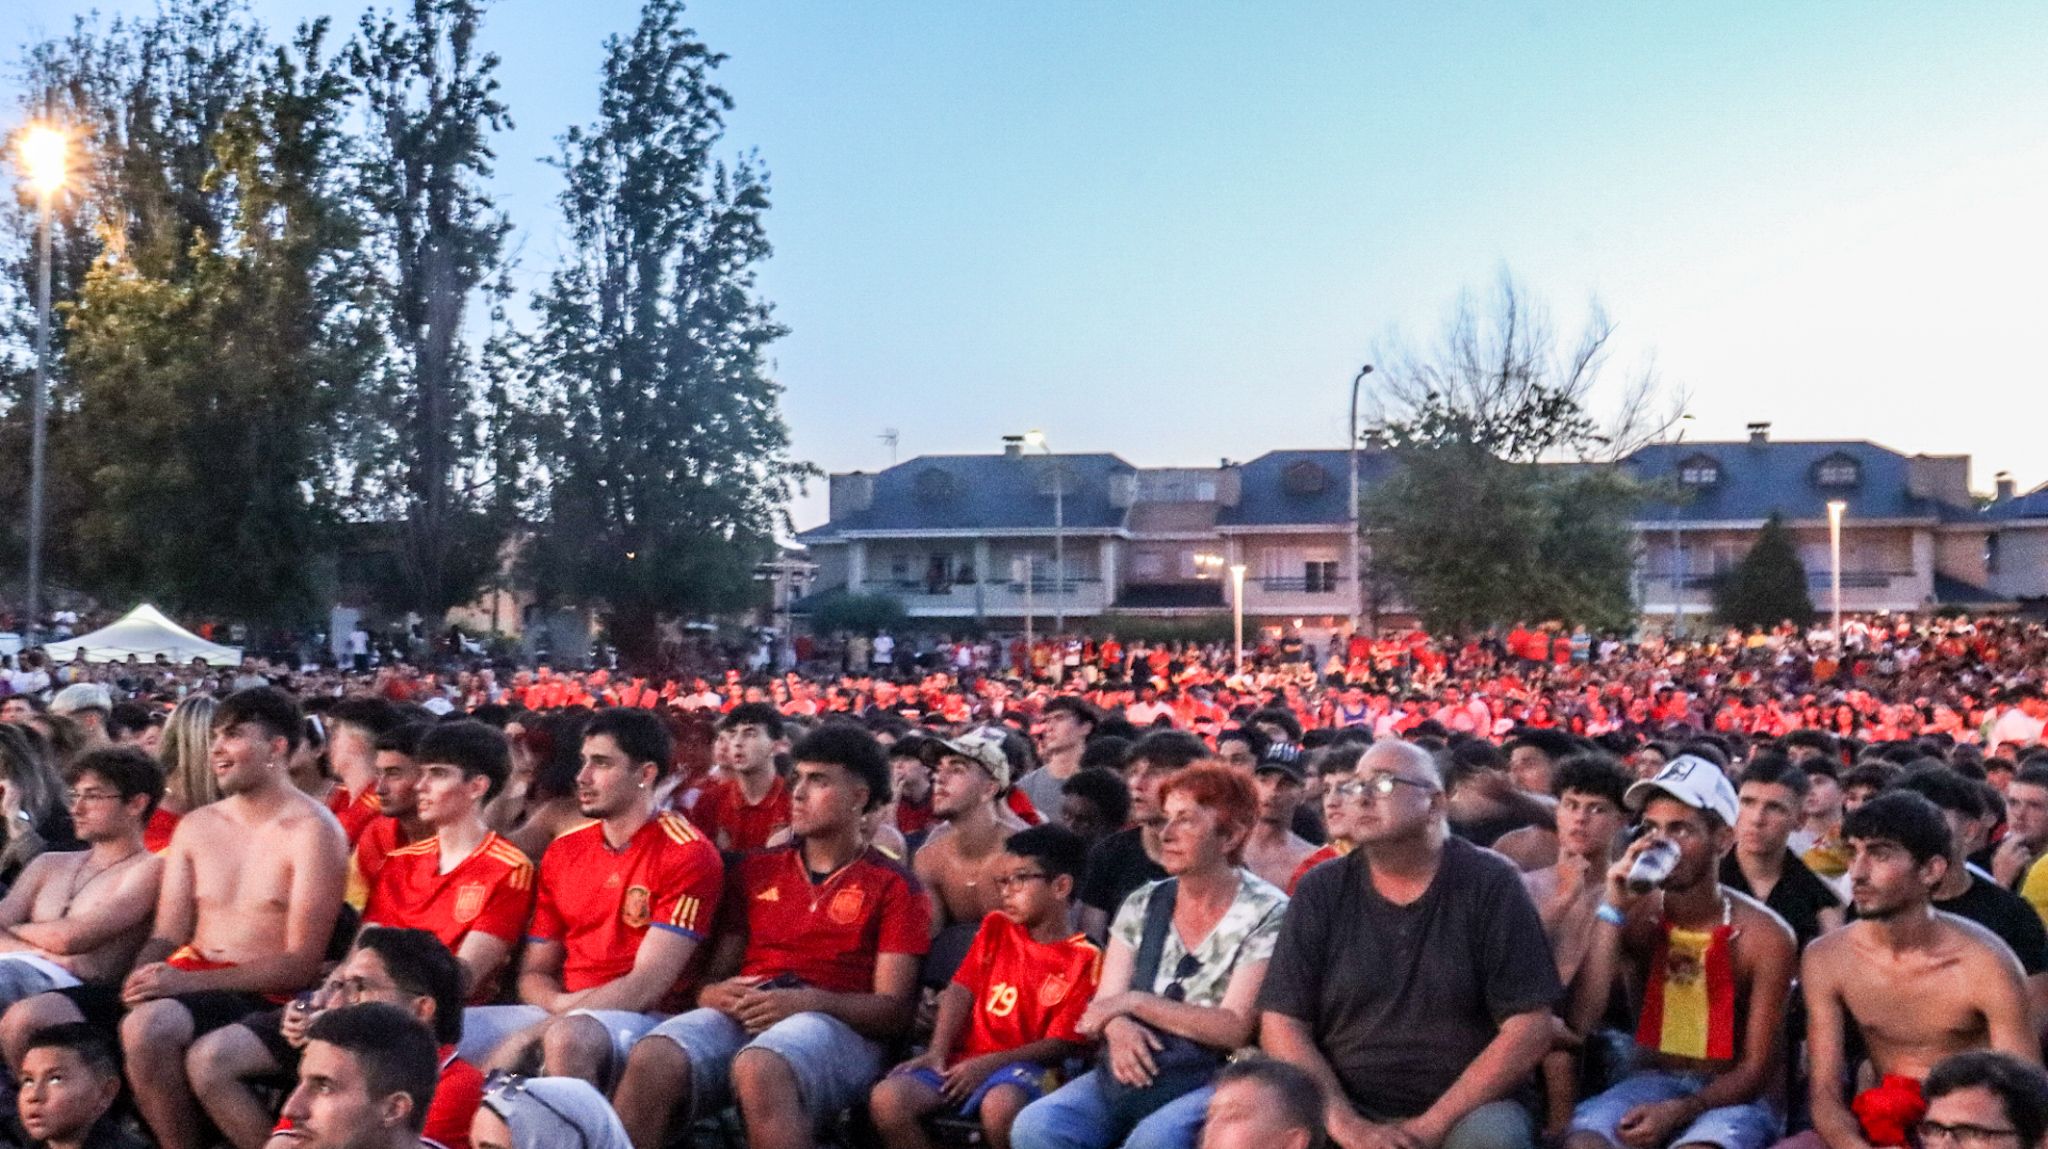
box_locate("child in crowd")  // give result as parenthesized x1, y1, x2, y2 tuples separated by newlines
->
(869, 825, 1101, 1149)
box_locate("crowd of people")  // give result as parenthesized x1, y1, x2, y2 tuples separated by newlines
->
(0, 612, 2039, 1149)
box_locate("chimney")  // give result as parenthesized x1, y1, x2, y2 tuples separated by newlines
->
(1002, 436, 1023, 458)
(1996, 471, 2016, 502)
(1746, 421, 1771, 445)
(827, 472, 873, 520)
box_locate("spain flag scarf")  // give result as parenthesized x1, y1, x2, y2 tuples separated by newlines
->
(1633, 905, 1738, 1062)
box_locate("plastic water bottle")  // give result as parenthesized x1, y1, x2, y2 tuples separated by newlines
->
(1626, 838, 1681, 893)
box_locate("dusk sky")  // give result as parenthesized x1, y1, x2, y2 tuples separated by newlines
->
(11, 1, 2047, 529)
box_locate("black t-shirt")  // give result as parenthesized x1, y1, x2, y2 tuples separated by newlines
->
(1846, 870, 2048, 975)
(1257, 836, 1563, 1118)
(1938, 873, 2048, 975)
(1079, 826, 1167, 916)
(1719, 850, 1841, 950)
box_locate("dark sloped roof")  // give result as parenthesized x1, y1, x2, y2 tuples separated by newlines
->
(1985, 482, 2048, 523)
(1935, 573, 2011, 606)
(1624, 440, 1963, 523)
(799, 453, 1133, 540)
(1218, 449, 1398, 528)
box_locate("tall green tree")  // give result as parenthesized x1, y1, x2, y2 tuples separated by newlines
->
(1362, 273, 1677, 633)
(340, 0, 515, 617)
(1712, 513, 1815, 629)
(55, 11, 369, 626)
(524, 0, 809, 667)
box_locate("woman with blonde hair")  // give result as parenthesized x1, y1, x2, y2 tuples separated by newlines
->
(149, 694, 219, 852)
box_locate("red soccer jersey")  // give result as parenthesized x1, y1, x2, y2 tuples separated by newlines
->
(364, 831, 535, 1001)
(529, 814, 724, 1008)
(690, 774, 792, 853)
(327, 785, 383, 847)
(951, 912, 1101, 1063)
(736, 845, 931, 994)
(346, 816, 422, 910)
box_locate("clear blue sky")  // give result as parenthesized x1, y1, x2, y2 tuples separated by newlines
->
(12, 1, 2048, 529)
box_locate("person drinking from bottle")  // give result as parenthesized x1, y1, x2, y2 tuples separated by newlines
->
(1563, 755, 1798, 1149)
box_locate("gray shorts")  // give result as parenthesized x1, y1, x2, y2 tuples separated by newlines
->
(459, 1003, 664, 1078)
(641, 1008, 884, 1125)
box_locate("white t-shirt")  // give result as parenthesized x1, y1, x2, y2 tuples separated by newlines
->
(1991, 708, 2046, 752)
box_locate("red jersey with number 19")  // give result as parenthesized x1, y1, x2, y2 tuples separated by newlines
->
(530, 813, 724, 1008)
(364, 831, 535, 1001)
(736, 845, 930, 994)
(951, 912, 1101, 1063)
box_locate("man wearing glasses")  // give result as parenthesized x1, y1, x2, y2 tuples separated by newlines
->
(0, 746, 163, 1028)
(1918, 1052, 2048, 1149)
(1259, 739, 1562, 1149)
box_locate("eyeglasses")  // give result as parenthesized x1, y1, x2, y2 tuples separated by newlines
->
(1911, 1122, 2022, 1149)
(1333, 774, 1438, 802)
(483, 1069, 591, 1149)
(1160, 953, 1201, 1002)
(991, 871, 1049, 892)
(64, 789, 124, 806)
(324, 975, 398, 1002)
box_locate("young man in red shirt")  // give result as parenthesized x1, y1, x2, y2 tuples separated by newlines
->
(461, 709, 724, 1089)
(346, 723, 431, 910)
(325, 698, 405, 848)
(612, 724, 931, 1149)
(362, 721, 534, 1000)
(871, 824, 1101, 1149)
(692, 703, 792, 853)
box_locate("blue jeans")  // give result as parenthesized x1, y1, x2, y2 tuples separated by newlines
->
(1010, 1070, 1214, 1149)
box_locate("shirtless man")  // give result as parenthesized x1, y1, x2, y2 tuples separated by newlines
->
(9, 687, 348, 1149)
(1564, 757, 1797, 1149)
(1244, 746, 1316, 892)
(911, 728, 1015, 932)
(0, 747, 164, 1042)
(1803, 791, 2040, 1149)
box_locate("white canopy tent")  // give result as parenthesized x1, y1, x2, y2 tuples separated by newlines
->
(42, 604, 243, 667)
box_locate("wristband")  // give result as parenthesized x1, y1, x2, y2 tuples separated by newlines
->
(1595, 902, 1626, 927)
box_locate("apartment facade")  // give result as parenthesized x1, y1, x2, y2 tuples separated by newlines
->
(796, 429, 2037, 632)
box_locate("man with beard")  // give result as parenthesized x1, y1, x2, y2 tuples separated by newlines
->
(5, 688, 348, 1149)
(0, 746, 164, 1034)
(464, 709, 724, 1087)
(276, 1003, 443, 1149)
(1562, 757, 1796, 1149)
(1800, 792, 2038, 1149)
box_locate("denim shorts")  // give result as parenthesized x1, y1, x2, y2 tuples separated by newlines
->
(896, 1062, 1059, 1115)
(641, 1007, 884, 1125)
(1570, 1068, 1782, 1149)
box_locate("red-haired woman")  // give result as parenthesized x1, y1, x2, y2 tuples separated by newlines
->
(1011, 764, 1288, 1149)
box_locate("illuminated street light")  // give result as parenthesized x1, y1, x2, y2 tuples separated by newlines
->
(15, 122, 69, 651)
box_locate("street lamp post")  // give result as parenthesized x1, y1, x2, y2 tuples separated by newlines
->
(1348, 363, 1373, 637)
(1229, 563, 1246, 676)
(1022, 430, 1063, 633)
(1827, 500, 1847, 643)
(18, 125, 66, 652)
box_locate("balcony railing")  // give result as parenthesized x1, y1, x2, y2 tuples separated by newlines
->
(1651, 571, 1915, 591)
(1255, 576, 1339, 594)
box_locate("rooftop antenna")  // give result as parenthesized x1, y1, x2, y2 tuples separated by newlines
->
(879, 427, 899, 466)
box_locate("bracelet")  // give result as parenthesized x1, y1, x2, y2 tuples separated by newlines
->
(1595, 902, 1626, 927)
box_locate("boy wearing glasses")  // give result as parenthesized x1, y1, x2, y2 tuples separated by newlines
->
(0, 747, 163, 1027)
(872, 825, 1101, 1149)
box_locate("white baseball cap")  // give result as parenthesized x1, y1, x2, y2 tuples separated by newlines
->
(1624, 755, 1738, 827)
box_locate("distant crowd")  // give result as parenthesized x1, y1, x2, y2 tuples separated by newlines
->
(0, 613, 2039, 1149)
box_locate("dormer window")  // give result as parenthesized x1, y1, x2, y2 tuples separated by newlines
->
(1677, 455, 1721, 487)
(1813, 454, 1861, 490)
